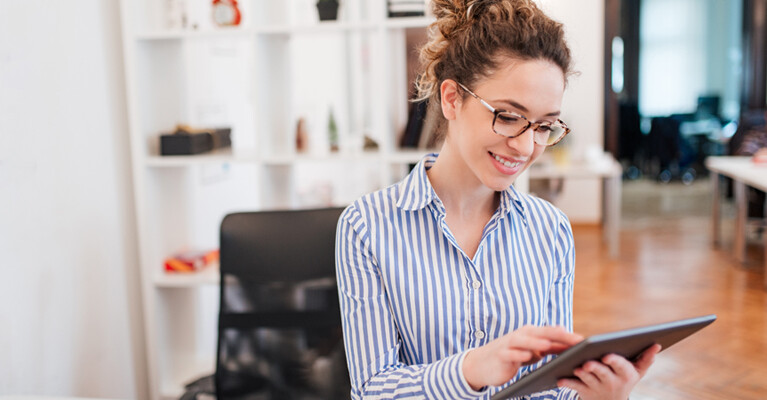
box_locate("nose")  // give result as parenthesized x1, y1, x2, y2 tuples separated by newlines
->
(505, 126, 536, 157)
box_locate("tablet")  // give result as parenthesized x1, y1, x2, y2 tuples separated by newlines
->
(490, 314, 716, 400)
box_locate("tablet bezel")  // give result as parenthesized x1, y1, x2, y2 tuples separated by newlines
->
(489, 314, 717, 400)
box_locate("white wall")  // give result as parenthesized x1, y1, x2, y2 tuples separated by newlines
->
(541, 0, 605, 223)
(0, 1, 142, 398)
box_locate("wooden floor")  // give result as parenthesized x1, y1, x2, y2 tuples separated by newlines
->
(571, 178, 767, 400)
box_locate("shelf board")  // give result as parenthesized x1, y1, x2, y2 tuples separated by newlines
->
(135, 28, 255, 40)
(387, 149, 432, 164)
(262, 151, 384, 165)
(134, 18, 430, 41)
(154, 265, 219, 288)
(144, 149, 257, 167)
(384, 16, 435, 29)
(143, 149, 433, 167)
(255, 21, 378, 35)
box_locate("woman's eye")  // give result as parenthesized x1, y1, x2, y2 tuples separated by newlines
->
(536, 125, 553, 133)
(497, 114, 519, 124)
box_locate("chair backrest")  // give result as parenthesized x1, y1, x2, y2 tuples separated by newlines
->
(215, 207, 349, 400)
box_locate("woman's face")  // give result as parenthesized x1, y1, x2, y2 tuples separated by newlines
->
(443, 57, 566, 192)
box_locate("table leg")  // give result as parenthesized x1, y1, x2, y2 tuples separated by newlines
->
(734, 180, 747, 264)
(711, 172, 721, 246)
(603, 175, 620, 259)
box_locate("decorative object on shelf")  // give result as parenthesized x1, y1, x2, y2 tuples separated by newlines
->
(316, 0, 340, 21)
(212, 0, 242, 27)
(295, 117, 308, 152)
(160, 124, 232, 156)
(327, 108, 339, 152)
(165, 0, 188, 29)
(387, 0, 425, 17)
(164, 249, 219, 273)
(363, 135, 379, 151)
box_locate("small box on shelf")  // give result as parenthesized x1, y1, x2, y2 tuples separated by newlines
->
(160, 125, 232, 156)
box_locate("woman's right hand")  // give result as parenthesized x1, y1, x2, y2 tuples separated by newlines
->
(462, 325, 584, 390)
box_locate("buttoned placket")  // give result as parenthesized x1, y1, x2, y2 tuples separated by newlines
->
(429, 198, 515, 348)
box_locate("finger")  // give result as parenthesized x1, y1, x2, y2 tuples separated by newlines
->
(602, 354, 637, 379)
(501, 349, 534, 363)
(583, 360, 618, 383)
(633, 344, 662, 374)
(558, 377, 588, 393)
(506, 335, 553, 352)
(545, 342, 574, 355)
(521, 325, 584, 345)
(573, 367, 601, 387)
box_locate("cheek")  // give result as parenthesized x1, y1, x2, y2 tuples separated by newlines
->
(529, 145, 546, 164)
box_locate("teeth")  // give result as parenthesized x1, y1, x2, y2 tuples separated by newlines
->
(494, 154, 521, 168)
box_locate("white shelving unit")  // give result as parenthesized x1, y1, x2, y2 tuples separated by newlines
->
(119, 1, 434, 398)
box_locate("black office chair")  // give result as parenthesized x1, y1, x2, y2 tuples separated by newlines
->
(646, 116, 697, 183)
(215, 207, 350, 400)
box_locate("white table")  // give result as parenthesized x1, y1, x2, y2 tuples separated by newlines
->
(705, 156, 767, 287)
(528, 156, 623, 258)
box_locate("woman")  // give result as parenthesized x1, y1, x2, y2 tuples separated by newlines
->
(335, 1, 660, 398)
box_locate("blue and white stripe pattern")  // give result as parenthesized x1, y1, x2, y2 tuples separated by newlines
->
(335, 154, 578, 399)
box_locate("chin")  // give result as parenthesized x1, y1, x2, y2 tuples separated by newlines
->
(482, 175, 518, 192)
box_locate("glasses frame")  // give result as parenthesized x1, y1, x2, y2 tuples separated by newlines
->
(455, 81, 571, 147)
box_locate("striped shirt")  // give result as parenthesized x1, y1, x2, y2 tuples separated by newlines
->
(335, 154, 578, 400)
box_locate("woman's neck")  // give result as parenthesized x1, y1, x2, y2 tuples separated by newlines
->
(426, 144, 498, 219)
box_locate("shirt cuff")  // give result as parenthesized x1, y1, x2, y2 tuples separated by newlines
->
(423, 351, 488, 399)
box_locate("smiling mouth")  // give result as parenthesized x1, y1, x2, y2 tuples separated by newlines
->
(490, 152, 524, 169)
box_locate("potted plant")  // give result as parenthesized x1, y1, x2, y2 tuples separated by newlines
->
(316, 0, 340, 21)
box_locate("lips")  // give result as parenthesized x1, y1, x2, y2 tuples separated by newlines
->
(489, 151, 525, 169)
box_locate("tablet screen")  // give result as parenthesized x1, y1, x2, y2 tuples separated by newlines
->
(490, 314, 716, 400)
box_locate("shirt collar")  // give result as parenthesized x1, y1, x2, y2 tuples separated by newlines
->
(395, 153, 441, 212)
(396, 153, 529, 227)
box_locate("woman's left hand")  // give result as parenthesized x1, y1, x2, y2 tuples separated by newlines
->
(557, 344, 661, 400)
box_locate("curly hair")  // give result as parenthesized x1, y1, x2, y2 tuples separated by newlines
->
(415, 0, 572, 104)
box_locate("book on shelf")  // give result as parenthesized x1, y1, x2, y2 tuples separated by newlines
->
(400, 99, 428, 148)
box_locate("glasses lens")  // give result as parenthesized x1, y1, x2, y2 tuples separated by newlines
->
(533, 124, 567, 146)
(493, 112, 568, 146)
(493, 112, 528, 137)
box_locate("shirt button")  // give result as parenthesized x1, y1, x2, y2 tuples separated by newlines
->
(474, 330, 485, 339)
(472, 281, 481, 289)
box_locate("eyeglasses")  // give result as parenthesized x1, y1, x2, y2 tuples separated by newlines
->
(456, 81, 570, 147)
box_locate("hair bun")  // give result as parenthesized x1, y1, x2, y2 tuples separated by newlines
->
(431, 0, 469, 21)
(431, 0, 470, 39)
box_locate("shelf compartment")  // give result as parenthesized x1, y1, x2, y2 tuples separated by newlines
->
(261, 151, 384, 165)
(154, 265, 220, 288)
(256, 21, 378, 35)
(144, 148, 258, 167)
(135, 28, 256, 41)
(384, 16, 435, 29)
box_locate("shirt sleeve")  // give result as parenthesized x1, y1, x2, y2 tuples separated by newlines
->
(516, 210, 579, 400)
(335, 205, 487, 400)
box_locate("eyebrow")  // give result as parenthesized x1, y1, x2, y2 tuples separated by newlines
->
(496, 99, 561, 118)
